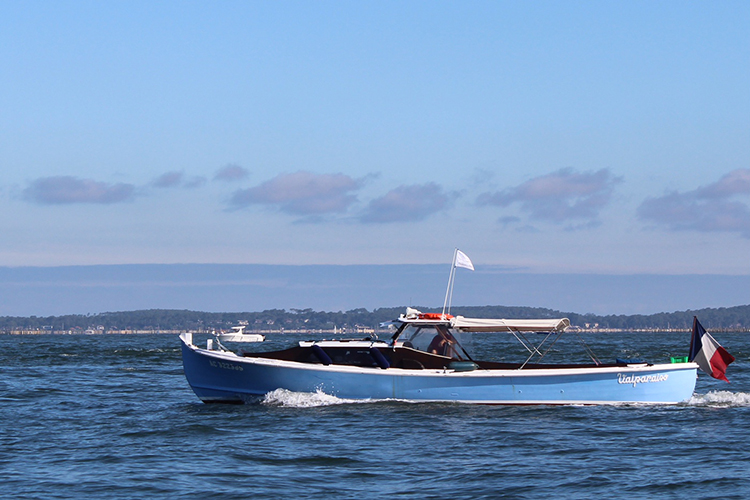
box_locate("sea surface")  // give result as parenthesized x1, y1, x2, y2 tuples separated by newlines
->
(1, 331, 749, 499)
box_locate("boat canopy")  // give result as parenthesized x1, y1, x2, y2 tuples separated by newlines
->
(450, 316, 570, 333)
(391, 309, 570, 333)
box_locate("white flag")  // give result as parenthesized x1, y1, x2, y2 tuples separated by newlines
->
(455, 250, 474, 271)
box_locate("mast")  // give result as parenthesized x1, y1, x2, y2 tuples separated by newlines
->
(441, 249, 474, 318)
(441, 249, 458, 319)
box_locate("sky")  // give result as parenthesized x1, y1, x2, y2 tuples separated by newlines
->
(2, 2, 750, 315)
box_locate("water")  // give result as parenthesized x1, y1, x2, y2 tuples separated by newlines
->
(1, 332, 749, 499)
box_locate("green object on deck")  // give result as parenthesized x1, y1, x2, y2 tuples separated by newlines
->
(449, 361, 478, 372)
(670, 356, 689, 363)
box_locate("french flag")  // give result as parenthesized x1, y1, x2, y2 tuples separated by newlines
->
(689, 316, 735, 382)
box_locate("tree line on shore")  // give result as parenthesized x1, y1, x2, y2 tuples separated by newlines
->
(2, 304, 750, 332)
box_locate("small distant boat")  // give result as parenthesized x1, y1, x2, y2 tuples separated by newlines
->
(216, 325, 264, 343)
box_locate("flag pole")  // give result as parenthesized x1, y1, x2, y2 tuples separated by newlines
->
(447, 258, 457, 316)
(441, 249, 457, 319)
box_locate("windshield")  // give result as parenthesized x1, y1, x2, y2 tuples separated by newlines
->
(397, 324, 472, 360)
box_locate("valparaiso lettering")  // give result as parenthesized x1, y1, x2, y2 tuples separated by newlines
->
(617, 373, 668, 387)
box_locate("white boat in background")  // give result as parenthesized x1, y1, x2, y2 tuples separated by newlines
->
(216, 325, 265, 343)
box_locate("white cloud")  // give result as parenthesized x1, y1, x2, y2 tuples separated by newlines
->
(359, 183, 457, 223)
(229, 171, 362, 216)
(694, 169, 750, 199)
(23, 176, 135, 205)
(478, 168, 622, 225)
(214, 164, 249, 182)
(152, 171, 184, 188)
(637, 169, 750, 238)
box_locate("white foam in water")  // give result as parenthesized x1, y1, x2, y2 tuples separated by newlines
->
(262, 388, 750, 408)
(688, 390, 750, 407)
(261, 388, 377, 408)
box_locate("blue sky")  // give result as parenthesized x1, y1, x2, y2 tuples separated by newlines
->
(2, 1, 750, 276)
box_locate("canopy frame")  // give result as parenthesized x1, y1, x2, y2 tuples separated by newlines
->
(389, 310, 602, 369)
(517, 329, 563, 368)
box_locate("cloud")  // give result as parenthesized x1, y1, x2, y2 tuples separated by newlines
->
(637, 169, 750, 237)
(694, 169, 750, 199)
(214, 164, 249, 182)
(184, 176, 207, 189)
(152, 171, 184, 188)
(23, 176, 135, 204)
(359, 182, 457, 223)
(478, 168, 622, 224)
(152, 171, 206, 189)
(498, 215, 521, 226)
(229, 171, 362, 216)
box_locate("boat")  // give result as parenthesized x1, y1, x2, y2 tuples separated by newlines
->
(216, 325, 265, 343)
(180, 306, 702, 405)
(180, 250, 718, 405)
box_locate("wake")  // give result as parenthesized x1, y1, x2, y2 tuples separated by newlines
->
(688, 390, 750, 407)
(261, 388, 383, 408)
(260, 388, 750, 408)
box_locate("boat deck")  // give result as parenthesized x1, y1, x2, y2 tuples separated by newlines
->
(241, 345, 631, 371)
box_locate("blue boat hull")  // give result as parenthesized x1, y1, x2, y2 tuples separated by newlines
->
(181, 336, 698, 405)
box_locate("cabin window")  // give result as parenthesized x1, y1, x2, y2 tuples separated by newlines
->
(398, 325, 469, 360)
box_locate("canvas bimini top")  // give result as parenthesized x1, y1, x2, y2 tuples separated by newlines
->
(450, 316, 570, 332)
(390, 308, 570, 333)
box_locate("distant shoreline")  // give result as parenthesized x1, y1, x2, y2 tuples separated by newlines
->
(4, 304, 750, 333)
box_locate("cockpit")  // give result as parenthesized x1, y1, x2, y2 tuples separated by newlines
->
(394, 324, 470, 361)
